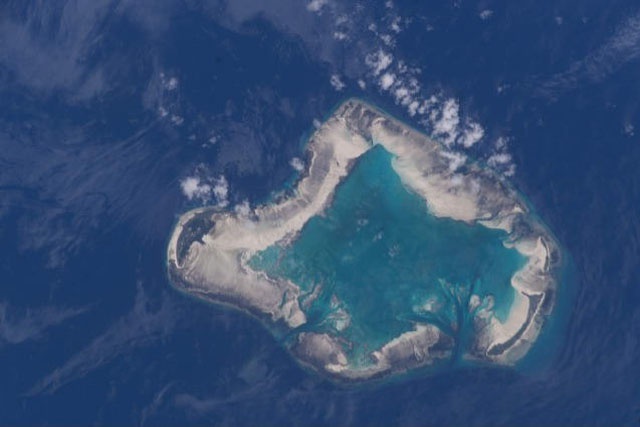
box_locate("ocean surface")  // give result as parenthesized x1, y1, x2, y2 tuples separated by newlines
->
(1, 1, 639, 426)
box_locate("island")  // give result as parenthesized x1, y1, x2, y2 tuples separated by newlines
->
(166, 99, 563, 381)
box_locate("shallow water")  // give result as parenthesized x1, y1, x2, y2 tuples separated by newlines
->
(250, 145, 526, 364)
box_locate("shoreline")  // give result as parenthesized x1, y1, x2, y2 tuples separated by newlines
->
(166, 98, 564, 380)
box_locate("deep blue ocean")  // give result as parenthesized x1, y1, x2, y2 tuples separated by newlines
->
(1, 1, 639, 426)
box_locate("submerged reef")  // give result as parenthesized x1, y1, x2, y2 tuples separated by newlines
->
(167, 99, 563, 381)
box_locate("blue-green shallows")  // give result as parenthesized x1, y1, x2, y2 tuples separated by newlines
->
(249, 145, 526, 365)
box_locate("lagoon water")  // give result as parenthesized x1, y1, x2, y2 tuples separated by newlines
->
(250, 145, 525, 365)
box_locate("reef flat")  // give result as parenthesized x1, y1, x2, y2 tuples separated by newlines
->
(167, 99, 563, 381)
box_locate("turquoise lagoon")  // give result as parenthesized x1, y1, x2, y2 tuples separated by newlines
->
(249, 145, 527, 366)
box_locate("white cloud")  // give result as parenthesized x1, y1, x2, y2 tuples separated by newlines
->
(357, 79, 367, 90)
(487, 151, 516, 176)
(420, 96, 437, 115)
(333, 31, 348, 40)
(170, 114, 184, 125)
(166, 77, 179, 91)
(479, 10, 493, 20)
(390, 16, 402, 33)
(180, 174, 228, 207)
(459, 121, 485, 148)
(379, 33, 394, 46)
(330, 74, 346, 91)
(406, 101, 419, 116)
(431, 98, 461, 145)
(335, 15, 348, 26)
(366, 49, 394, 75)
(379, 72, 396, 90)
(394, 87, 409, 101)
(496, 83, 510, 94)
(159, 73, 179, 91)
(307, 0, 329, 13)
(487, 153, 512, 166)
(290, 157, 305, 172)
(212, 176, 229, 207)
(393, 83, 420, 108)
(180, 177, 210, 201)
